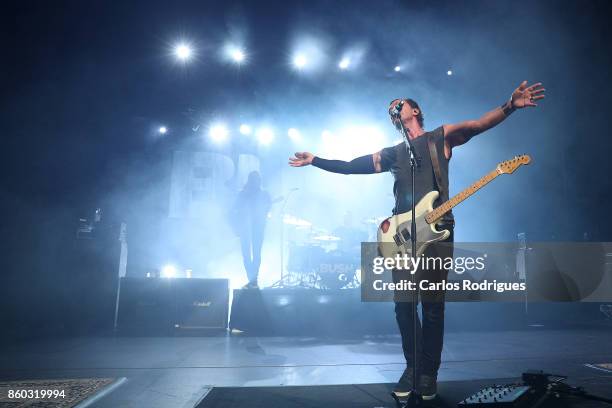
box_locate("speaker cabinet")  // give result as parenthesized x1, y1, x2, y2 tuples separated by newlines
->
(174, 278, 229, 329)
(117, 277, 229, 333)
(117, 278, 174, 332)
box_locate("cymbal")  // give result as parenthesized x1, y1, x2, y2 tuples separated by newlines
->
(362, 216, 386, 225)
(283, 214, 312, 227)
(312, 234, 341, 241)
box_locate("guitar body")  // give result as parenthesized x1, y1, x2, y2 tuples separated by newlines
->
(376, 155, 531, 264)
(377, 191, 451, 261)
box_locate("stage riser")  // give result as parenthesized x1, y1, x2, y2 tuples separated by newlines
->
(229, 289, 609, 336)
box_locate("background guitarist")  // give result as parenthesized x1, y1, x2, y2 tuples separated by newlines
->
(231, 171, 272, 289)
(288, 80, 545, 399)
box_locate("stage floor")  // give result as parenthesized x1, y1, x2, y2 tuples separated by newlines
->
(0, 328, 611, 407)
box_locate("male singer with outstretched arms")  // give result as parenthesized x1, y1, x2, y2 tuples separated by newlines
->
(289, 80, 545, 399)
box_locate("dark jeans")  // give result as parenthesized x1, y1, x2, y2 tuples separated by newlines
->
(393, 225, 454, 377)
(240, 227, 264, 284)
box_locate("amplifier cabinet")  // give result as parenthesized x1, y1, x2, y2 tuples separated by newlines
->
(118, 278, 229, 332)
(174, 278, 229, 329)
(117, 278, 174, 332)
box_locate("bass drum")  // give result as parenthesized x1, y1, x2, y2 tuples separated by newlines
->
(316, 250, 360, 290)
(287, 243, 326, 274)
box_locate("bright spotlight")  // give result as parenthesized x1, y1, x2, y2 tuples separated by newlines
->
(158, 126, 167, 135)
(209, 123, 229, 143)
(256, 127, 274, 145)
(338, 58, 350, 70)
(175, 43, 193, 61)
(231, 49, 245, 63)
(239, 124, 252, 135)
(293, 54, 307, 69)
(161, 264, 177, 278)
(447, 69, 453, 76)
(394, 65, 401, 72)
(288, 128, 301, 141)
(223, 44, 247, 65)
(338, 46, 366, 71)
(290, 36, 329, 72)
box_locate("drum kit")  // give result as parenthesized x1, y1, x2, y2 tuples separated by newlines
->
(278, 213, 385, 289)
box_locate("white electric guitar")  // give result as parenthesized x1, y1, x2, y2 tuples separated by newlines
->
(377, 155, 531, 260)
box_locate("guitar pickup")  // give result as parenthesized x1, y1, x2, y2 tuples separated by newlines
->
(400, 228, 411, 242)
(393, 233, 402, 246)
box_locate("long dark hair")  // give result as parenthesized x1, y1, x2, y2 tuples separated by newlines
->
(243, 171, 261, 192)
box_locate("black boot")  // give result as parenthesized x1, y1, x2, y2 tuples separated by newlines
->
(393, 366, 417, 397)
(419, 374, 437, 400)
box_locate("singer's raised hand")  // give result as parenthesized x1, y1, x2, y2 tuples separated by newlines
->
(511, 81, 545, 109)
(289, 152, 314, 167)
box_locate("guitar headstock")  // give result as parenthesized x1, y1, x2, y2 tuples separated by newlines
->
(497, 154, 531, 174)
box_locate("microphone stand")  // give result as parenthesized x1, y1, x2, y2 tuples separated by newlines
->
(393, 113, 423, 407)
(273, 188, 298, 288)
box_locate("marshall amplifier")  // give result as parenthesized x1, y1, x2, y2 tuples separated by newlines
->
(117, 277, 229, 333)
(117, 277, 174, 333)
(173, 278, 229, 330)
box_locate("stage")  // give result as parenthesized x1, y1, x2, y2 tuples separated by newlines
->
(1, 327, 611, 407)
(3, 0, 612, 406)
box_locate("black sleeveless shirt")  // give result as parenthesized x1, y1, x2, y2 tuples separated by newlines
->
(380, 126, 454, 223)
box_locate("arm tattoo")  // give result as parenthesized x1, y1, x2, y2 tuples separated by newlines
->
(501, 98, 516, 116)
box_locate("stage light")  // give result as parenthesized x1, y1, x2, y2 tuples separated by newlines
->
(239, 124, 252, 135)
(447, 69, 453, 76)
(338, 46, 366, 71)
(209, 123, 229, 143)
(290, 35, 329, 72)
(277, 295, 291, 307)
(317, 295, 331, 304)
(158, 126, 167, 135)
(161, 264, 177, 278)
(224, 44, 246, 64)
(293, 54, 307, 69)
(394, 65, 401, 72)
(288, 128, 301, 141)
(175, 43, 193, 61)
(256, 127, 274, 145)
(231, 49, 245, 63)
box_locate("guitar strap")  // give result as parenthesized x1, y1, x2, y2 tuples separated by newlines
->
(427, 132, 447, 200)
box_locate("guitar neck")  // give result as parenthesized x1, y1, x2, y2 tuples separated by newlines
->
(425, 168, 500, 224)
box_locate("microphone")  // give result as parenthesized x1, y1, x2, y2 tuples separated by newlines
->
(390, 100, 404, 117)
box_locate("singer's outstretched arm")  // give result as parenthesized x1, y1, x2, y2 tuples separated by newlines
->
(444, 81, 545, 150)
(288, 151, 385, 174)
